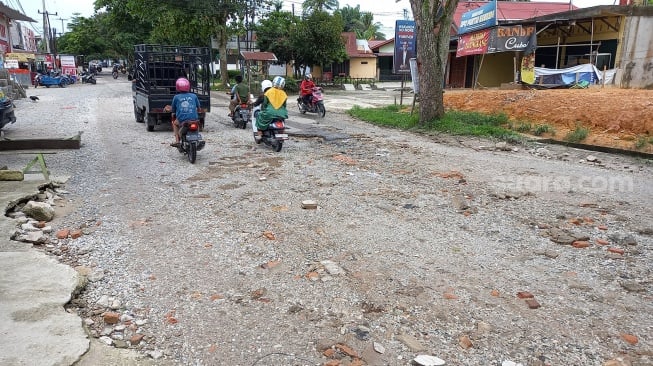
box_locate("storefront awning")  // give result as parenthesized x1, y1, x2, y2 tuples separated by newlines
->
(0, 4, 36, 22)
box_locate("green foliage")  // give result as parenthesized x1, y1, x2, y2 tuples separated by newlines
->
(533, 124, 555, 136)
(347, 106, 521, 142)
(56, 15, 110, 59)
(254, 11, 300, 66)
(335, 5, 385, 40)
(564, 125, 590, 143)
(292, 11, 346, 74)
(634, 136, 649, 150)
(302, 0, 340, 14)
(515, 122, 532, 133)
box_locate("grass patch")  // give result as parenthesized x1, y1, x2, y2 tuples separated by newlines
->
(515, 122, 532, 133)
(533, 124, 555, 136)
(635, 136, 649, 150)
(564, 125, 590, 143)
(347, 106, 522, 142)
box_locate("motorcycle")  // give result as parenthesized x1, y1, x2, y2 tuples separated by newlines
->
(0, 95, 16, 131)
(176, 120, 206, 163)
(297, 86, 326, 118)
(80, 71, 97, 84)
(254, 119, 288, 152)
(231, 101, 251, 129)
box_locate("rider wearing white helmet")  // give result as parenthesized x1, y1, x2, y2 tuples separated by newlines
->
(255, 76, 288, 137)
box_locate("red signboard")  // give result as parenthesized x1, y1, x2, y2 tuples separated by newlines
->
(456, 29, 490, 57)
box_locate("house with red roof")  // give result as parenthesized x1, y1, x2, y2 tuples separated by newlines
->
(312, 32, 377, 82)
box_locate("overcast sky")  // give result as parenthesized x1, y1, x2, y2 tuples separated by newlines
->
(18, 0, 618, 38)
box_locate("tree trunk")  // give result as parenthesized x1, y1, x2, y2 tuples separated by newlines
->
(217, 26, 229, 87)
(410, 0, 459, 124)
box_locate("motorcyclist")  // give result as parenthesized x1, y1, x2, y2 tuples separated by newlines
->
(252, 79, 273, 137)
(255, 76, 287, 139)
(299, 73, 316, 109)
(228, 75, 250, 117)
(165, 77, 201, 147)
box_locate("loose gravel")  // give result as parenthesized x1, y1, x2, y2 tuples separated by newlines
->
(3, 76, 652, 366)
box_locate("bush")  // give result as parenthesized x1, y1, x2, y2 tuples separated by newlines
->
(565, 125, 590, 143)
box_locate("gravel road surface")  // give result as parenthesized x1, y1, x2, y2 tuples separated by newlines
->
(3, 75, 651, 366)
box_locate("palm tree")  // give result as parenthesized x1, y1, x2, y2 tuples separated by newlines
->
(358, 12, 385, 40)
(336, 5, 364, 33)
(302, 0, 340, 14)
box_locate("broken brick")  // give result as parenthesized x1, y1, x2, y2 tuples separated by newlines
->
(517, 291, 534, 299)
(525, 298, 541, 309)
(572, 240, 590, 248)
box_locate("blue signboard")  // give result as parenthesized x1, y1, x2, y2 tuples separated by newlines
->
(394, 20, 416, 74)
(459, 0, 497, 35)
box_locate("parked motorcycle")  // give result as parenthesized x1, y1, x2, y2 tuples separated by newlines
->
(231, 102, 251, 129)
(0, 95, 16, 131)
(297, 86, 326, 118)
(80, 71, 97, 84)
(254, 118, 288, 152)
(175, 120, 205, 163)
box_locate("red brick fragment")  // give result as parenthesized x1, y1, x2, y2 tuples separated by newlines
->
(517, 291, 534, 299)
(525, 298, 541, 309)
(596, 238, 609, 245)
(130, 334, 144, 345)
(335, 343, 358, 358)
(572, 240, 590, 248)
(56, 229, 70, 239)
(621, 333, 638, 345)
(607, 247, 625, 255)
(103, 312, 120, 324)
(70, 229, 83, 239)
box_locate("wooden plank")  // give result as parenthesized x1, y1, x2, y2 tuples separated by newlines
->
(0, 138, 80, 151)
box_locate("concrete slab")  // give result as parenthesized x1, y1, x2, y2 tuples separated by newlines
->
(342, 84, 356, 91)
(359, 84, 373, 91)
(0, 250, 89, 366)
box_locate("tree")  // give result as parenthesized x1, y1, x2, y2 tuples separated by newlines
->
(357, 12, 385, 40)
(334, 5, 385, 40)
(56, 15, 109, 60)
(302, 0, 340, 14)
(255, 10, 299, 67)
(292, 10, 346, 77)
(336, 5, 364, 33)
(409, 0, 459, 123)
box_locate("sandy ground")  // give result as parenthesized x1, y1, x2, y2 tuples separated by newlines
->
(443, 87, 653, 153)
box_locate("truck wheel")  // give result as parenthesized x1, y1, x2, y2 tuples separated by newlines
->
(146, 115, 156, 131)
(134, 105, 144, 123)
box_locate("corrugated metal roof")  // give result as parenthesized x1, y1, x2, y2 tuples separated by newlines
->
(342, 32, 377, 58)
(240, 51, 277, 61)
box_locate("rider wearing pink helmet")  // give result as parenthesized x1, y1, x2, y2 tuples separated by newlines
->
(167, 77, 200, 147)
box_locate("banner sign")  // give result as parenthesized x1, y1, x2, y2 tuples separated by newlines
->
(456, 29, 491, 57)
(456, 24, 537, 57)
(394, 20, 416, 74)
(487, 25, 537, 54)
(458, 0, 497, 35)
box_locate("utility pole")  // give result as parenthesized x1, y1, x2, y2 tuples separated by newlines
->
(57, 17, 68, 34)
(38, 0, 57, 55)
